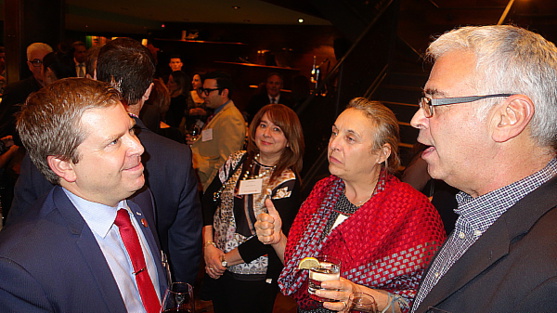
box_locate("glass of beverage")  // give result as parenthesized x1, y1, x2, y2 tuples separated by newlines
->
(161, 282, 195, 313)
(349, 292, 378, 312)
(190, 125, 201, 142)
(307, 255, 341, 302)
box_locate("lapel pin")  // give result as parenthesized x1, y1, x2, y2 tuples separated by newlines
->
(141, 218, 148, 228)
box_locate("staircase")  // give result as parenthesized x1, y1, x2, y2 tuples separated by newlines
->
(267, 0, 557, 194)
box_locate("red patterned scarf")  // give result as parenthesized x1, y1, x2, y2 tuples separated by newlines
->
(278, 173, 446, 311)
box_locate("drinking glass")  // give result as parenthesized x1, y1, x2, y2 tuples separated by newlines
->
(349, 292, 378, 313)
(307, 255, 341, 302)
(161, 282, 195, 313)
(189, 125, 201, 142)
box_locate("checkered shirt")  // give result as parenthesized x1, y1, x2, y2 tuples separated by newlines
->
(411, 158, 557, 312)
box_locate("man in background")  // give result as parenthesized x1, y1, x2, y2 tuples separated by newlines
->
(410, 25, 557, 312)
(189, 71, 246, 191)
(168, 55, 184, 72)
(0, 42, 53, 138)
(0, 42, 53, 222)
(246, 72, 292, 122)
(72, 41, 87, 77)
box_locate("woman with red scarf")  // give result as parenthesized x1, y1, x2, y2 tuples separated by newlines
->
(256, 98, 446, 313)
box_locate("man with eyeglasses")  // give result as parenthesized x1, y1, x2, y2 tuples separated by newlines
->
(0, 42, 53, 222)
(189, 71, 246, 191)
(410, 25, 557, 313)
(0, 42, 53, 139)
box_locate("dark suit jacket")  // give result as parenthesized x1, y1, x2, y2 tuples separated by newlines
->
(246, 92, 293, 123)
(0, 186, 168, 312)
(414, 176, 557, 313)
(9, 117, 202, 284)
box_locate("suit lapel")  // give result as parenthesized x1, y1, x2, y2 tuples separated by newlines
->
(418, 223, 510, 311)
(417, 176, 557, 312)
(52, 187, 127, 313)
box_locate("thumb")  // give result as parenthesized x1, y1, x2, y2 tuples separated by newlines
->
(265, 198, 280, 221)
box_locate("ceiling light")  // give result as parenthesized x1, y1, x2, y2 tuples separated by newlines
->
(298, 18, 305, 23)
(232, 6, 240, 10)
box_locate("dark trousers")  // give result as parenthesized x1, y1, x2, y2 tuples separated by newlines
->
(211, 271, 279, 313)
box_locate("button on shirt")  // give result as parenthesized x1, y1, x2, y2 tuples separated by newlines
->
(411, 158, 557, 312)
(64, 189, 161, 313)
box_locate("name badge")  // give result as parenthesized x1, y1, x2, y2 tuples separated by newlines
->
(202, 128, 213, 142)
(238, 179, 263, 195)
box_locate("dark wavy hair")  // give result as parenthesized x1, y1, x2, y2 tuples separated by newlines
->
(246, 104, 304, 182)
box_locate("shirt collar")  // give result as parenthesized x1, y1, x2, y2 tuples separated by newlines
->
(63, 188, 128, 238)
(455, 158, 557, 233)
(213, 99, 231, 115)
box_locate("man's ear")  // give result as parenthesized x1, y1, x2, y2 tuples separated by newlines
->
(142, 83, 154, 102)
(221, 88, 229, 99)
(47, 155, 77, 183)
(491, 95, 534, 142)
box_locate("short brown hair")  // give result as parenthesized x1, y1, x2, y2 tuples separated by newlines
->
(17, 78, 122, 184)
(346, 97, 401, 174)
(247, 104, 305, 180)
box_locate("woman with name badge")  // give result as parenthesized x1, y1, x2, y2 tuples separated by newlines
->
(201, 103, 305, 313)
(255, 98, 446, 313)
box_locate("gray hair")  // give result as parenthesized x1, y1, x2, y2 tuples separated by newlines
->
(26, 42, 53, 60)
(427, 25, 557, 149)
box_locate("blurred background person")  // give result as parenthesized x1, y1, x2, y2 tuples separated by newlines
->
(189, 71, 246, 191)
(166, 70, 191, 130)
(141, 78, 185, 144)
(72, 41, 87, 77)
(246, 72, 293, 123)
(190, 73, 204, 107)
(202, 103, 304, 313)
(168, 55, 184, 72)
(185, 72, 209, 133)
(256, 98, 446, 313)
(42, 52, 77, 86)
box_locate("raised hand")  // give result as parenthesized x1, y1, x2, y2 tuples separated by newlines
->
(255, 199, 283, 245)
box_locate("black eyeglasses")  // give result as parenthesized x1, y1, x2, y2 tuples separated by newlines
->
(419, 94, 514, 118)
(200, 87, 222, 96)
(28, 59, 43, 67)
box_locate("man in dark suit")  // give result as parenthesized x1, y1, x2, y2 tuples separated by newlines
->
(10, 37, 202, 284)
(409, 25, 557, 313)
(0, 42, 53, 138)
(246, 72, 292, 122)
(0, 78, 167, 312)
(0, 42, 53, 221)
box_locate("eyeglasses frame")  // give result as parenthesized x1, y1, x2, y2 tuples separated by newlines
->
(200, 87, 223, 96)
(419, 94, 515, 118)
(28, 59, 43, 68)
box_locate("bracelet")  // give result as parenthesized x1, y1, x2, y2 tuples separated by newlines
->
(204, 240, 217, 248)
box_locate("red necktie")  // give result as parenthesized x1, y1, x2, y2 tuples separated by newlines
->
(114, 209, 160, 313)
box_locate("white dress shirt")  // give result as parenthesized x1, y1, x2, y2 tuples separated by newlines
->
(64, 188, 161, 312)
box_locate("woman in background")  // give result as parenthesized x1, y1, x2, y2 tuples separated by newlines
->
(186, 72, 209, 132)
(202, 104, 304, 313)
(165, 70, 190, 129)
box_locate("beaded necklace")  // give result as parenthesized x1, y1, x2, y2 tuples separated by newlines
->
(241, 153, 276, 180)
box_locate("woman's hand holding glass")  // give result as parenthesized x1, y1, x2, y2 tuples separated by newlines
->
(203, 243, 226, 279)
(315, 277, 363, 312)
